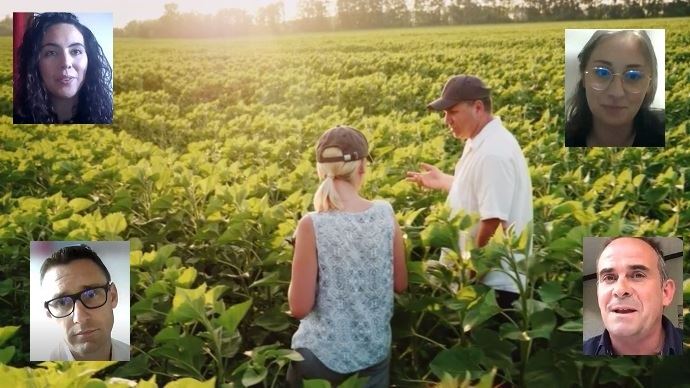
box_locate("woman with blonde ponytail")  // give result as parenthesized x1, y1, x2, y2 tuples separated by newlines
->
(313, 145, 361, 211)
(287, 126, 407, 387)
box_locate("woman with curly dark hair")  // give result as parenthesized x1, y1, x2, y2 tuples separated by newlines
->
(14, 13, 112, 124)
(565, 30, 664, 147)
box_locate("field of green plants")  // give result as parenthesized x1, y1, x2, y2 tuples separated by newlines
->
(1, 18, 689, 387)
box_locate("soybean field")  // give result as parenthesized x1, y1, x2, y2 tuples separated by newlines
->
(1, 18, 689, 387)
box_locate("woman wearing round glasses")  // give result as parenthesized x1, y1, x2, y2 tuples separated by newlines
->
(565, 30, 664, 147)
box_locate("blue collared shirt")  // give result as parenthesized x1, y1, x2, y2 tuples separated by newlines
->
(583, 315, 683, 356)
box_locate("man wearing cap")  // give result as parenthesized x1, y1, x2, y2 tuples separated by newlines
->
(406, 75, 533, 308)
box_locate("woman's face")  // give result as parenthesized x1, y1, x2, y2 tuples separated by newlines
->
(38, 23, 88, 101)
(583, 33, 652, 130)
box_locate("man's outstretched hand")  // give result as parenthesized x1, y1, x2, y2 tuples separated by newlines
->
(406, 163, 454, 192)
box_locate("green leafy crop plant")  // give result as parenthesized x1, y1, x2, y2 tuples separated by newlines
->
(1, 18, 689, 387)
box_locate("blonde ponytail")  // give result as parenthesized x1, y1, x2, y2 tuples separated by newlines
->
(313, 147, 361, 212)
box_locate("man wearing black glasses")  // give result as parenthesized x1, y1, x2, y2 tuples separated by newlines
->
(40, 244, 129, 361)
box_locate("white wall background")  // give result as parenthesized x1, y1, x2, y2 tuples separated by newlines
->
(29, 241, 129, 361)
(76, 12, 114, 78)
(582, 237, 683, 341)
(565, 29, 665, 111)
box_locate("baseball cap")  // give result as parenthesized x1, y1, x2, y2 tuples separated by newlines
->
(316, 126, 369, 163)
(427, 75, 491, 111)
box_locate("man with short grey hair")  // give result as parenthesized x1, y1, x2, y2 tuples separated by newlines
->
(583, 237, 682, 355)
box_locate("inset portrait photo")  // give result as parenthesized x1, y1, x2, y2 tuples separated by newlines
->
(564, 29, 665, 147)
(30, 241, 129, 361)
(13, 12, 113, 124)
(582, 236, 683, 356)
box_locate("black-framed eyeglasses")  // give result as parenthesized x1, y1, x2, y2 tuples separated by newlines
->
(44, 283, 112, 318)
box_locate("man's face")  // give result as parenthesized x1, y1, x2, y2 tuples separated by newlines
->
(443, 101, 480, 140)
(42, 259, 117, 358)
(596, 238, 674, 342)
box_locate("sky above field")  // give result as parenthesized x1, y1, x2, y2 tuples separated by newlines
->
(2, 1, 302, 27)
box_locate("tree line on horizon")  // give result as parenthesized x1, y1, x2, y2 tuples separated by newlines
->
(115, 0, 690, 37)
(0, 0, 688, 38)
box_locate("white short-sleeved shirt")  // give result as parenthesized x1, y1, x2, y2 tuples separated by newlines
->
(447, 117, 533, 293)
(49, 337, 130, 361)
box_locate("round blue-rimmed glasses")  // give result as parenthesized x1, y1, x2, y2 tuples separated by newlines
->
(584, 66, 650, 94)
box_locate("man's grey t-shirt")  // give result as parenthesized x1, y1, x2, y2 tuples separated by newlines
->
(49, 337, 130, 361)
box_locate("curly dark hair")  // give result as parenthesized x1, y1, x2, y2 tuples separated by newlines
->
(14, 12, 113, 124)
(565, 30, 663, 147)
